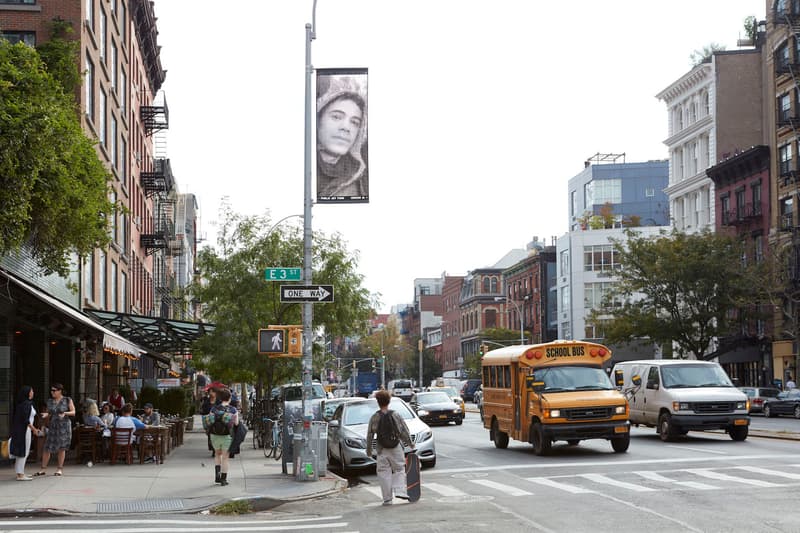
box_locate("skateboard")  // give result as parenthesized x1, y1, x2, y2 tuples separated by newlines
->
(405, 450, 421, 502)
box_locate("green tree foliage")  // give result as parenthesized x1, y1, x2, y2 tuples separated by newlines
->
(0, 31, 114, 277)
(587, 229, 768, 359)
(689, 43, 726, 66)
(190, 203, 374, 392)
(462, 328, 519, 378)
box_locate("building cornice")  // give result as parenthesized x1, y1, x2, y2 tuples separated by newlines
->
(656, 64, 712, 103)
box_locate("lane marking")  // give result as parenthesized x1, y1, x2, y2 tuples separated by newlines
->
(425, 482, 469, 497)
(632, 470, 718, 490)
(736, 466, 800, 480)
(579, 473, 657, 492)
(526, 477, 595, 494)
(685, 468, 784, 487)
(469, 478, 533, 496)
(665, 445, 729, 455)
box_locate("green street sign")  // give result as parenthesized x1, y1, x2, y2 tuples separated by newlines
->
(264, 267, 302, 281)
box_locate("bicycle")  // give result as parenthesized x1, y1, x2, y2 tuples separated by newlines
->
(261, 416, 283, 459)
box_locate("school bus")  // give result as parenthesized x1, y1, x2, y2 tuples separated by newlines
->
(481, 340, 630, 455)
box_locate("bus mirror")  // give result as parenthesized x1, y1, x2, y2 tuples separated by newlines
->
(614, 369, 624, 387)
(532, 381, 545, 393)
(631, 375, 642, 387)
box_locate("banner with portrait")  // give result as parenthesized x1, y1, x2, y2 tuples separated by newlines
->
(316, 68, 369, 203)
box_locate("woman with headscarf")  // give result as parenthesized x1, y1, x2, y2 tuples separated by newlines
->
(10, 386, 38, 481)
(316, 74, 368, 200)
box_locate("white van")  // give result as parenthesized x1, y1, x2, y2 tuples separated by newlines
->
(612, 360, 750, 441)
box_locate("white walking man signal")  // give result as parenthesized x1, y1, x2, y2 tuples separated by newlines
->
(271, 332, 283, 351)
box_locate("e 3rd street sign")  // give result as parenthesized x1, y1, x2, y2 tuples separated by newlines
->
(264, 267, 302, 281)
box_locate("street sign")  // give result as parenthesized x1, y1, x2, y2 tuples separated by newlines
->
(264, 267, 302, 281)
(258, 328, 286, 354)
(280, 285, 334, 303)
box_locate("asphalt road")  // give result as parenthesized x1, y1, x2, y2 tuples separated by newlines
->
(298, 410, 800, 533)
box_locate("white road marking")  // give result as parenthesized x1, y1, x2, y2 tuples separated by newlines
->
(526, 477, 596, 494)
(469, 478, 534, 496)
(665, 445, 729, 455)
(425, 482, 469, 497)
(633, 470, 718, 490)
(579, 473, 657, 492)
(685, 468, 784, 487)
(736, 465, 800, 480)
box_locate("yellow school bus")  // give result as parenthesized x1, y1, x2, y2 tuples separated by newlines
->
(481, 340, 630, 455)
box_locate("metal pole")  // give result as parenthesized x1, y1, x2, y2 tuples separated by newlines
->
(418, 339, 423, 390)
(299, 1, 317, 481)
(380, 332, 385, 389)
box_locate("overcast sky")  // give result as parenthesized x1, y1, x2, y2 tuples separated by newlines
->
(154, 0, 764, 314)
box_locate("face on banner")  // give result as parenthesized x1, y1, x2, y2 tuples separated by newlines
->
(316, 68, 369, 204)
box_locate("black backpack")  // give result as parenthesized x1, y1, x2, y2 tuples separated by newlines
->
(210, 406, 230, 436)
(376, 410, 400, 448)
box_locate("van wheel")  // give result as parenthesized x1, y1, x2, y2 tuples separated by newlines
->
(729, 425, 748, 441)
(658, 413, 676, 442)
(531, 422, 551, 456)
(611, 433, 630, 453)
(492, 420, 509, 449)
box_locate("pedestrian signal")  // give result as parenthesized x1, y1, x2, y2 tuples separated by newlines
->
(258, 329, 286, 354)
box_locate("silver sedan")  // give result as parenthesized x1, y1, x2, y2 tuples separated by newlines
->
(327, 397, 436, 471)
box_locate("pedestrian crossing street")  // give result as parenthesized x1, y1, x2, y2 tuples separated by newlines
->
(356, 463, 800, 500)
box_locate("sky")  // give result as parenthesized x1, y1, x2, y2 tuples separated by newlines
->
(153, 0, 765, 314)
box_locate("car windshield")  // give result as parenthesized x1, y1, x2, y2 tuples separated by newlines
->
(342, 399, 414, 425)
(417, 392, 452, 404)
(534, 366, 614, 392)
(661, 365, 733, 388)
(393, 381, 412, 389)
(433, 387, 458, 397)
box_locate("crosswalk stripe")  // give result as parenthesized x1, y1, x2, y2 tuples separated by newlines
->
(469, 479, 533, 496)
(526, 477, 596, 494)
(579, 473, 657, 492)
(363, 486, 383, 498)
(735, 466, 800, 480)
(425, 482, 469, 497)
(633, 470, 718, 490)
(685, 469, 784, 487)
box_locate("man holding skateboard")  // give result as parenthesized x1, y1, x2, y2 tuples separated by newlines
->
(366, 390, 416, 505)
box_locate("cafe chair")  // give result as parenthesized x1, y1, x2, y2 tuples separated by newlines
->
(110, 427, 134, 465)
(75, 426, 98, 464)
(138, 427, 161, 464)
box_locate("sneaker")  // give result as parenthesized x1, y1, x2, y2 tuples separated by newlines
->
(16, 476, 33, 481)
(382, 500, 393, 506)
(395, 494, 410, 501)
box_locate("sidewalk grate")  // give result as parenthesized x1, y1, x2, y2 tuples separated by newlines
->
(97, 498, 185, 514)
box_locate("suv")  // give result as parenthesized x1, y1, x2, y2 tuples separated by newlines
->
(271, 382, 327, 421)
(389, 379, 414, 402)
(460, 379, 482, 402)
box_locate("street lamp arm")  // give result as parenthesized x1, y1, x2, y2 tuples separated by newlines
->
(494, 296, 525, 345)
(266, 214, 304, 237)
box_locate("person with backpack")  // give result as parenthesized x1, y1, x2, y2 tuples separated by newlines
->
(365, 390, 415, 505)
(202, 388, 239, 486)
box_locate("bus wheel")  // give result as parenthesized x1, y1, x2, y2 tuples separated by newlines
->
(492, 420, 509, 449)
(531, 422, 551, 456)
(611, 433, 630, 453)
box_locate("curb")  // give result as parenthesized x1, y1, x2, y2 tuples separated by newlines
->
(231, 476, 349, 513)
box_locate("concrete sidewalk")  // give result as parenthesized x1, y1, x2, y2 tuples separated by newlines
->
(0, 415, 347, 516)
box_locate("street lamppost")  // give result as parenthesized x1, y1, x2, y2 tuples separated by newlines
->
(495, 296, 525, 345)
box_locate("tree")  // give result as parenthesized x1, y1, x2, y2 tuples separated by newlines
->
(690, 43, 726, 67)
(189, 203, 375, 393)
(0, 22, 115, 277)
(587, 229, 769, 359)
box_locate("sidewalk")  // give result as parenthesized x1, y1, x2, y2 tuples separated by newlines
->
(0, 415, 347, 516)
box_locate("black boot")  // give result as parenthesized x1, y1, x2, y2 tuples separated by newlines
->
(220, 472, 228, 486)
(214, 465, 221, 484)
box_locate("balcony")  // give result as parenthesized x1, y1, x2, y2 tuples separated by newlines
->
(140, 158, 174, 198)
(780, 212, 795, 232)
(721, 203, 763, 226)
(141, 99, 169, 136)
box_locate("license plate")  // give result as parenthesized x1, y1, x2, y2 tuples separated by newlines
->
(734, 419, 748, 426)
(614, 426, 628, 434)
(439, 415, 448, 419)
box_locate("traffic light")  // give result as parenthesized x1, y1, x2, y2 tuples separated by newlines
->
(287, 326, 302, 357)
(479, 343, 488, 357)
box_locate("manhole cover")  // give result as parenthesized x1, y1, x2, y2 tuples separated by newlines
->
(97, 498, 186, 514)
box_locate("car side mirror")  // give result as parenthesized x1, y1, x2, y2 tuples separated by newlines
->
(631, 375, 642, 387)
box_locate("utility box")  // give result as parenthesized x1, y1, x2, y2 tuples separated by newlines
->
(311, 421, 328, 477)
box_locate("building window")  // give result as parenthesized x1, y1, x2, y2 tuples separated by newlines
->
(86, 0, 94, 28)
(779, 142, 793, 176)
(780, 93, 792, 123)
(111, 42, 117, 89)
(485, 309, 497, 329)
(483, 278, 490, 293)
(490, 277, 498, 293)
(119, 0, 126, 41)
(1, 31, 35, 46)
(85, 54, 94, 122)
(99, 90, 106, 146)
(559, 249, 569, 278)
(99, 9, 106, 60)
(84, 252, 95, 302)
(99, 250, 107, 309)
(752, 182, 762, 215)
(570, 190, 576, 218)
(119, 69, 126, 112)
(645, 187, 655, 197)
(735, 189, 746, 220)
(586, 179, 622, 205)
(721, 195, 731, 225)
(120, 138, 127, 184)
(754, 234, 764, 263)
(110, 116, 117, 170)
(111, 261, 118, 312)
(584, 245, 620, 272)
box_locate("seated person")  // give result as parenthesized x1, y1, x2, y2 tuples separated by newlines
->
(83, 400, 107, 431)
(114, 403, 145, 444)
(140, 403, 160, 426)
(100, 402, 115, 428)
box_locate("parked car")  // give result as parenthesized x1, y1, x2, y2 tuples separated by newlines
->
(460, 379, 482, 402)
(739, 386, 781, 413)
(320, 397, 360, 422)
(763, 389, 800, 418)
(429, 385, 466, 414)
(327, 397, 436, 471)
(410, 390, 463, 425)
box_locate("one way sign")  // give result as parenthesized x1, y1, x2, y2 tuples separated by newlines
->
(280, 285, 335, 303)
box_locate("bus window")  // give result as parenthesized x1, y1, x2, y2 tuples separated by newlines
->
(483, 366, 489, 384)
(489, 366, 497, 388)
(504, 366, 511, 388)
